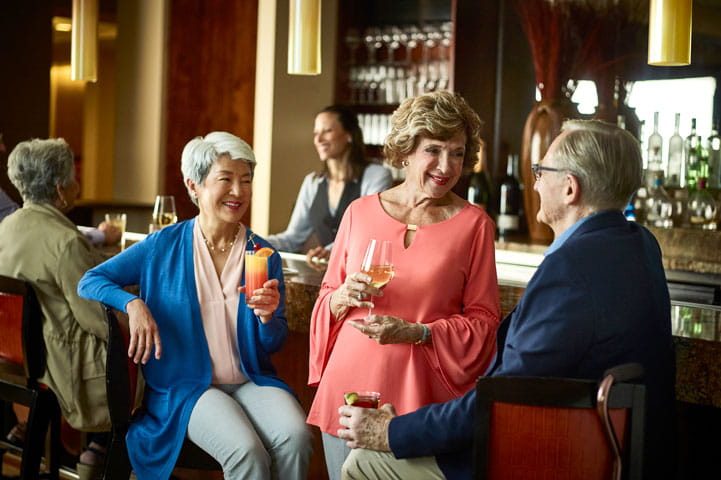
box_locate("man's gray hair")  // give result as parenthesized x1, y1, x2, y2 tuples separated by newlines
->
(8, 138, 75, 204)
(555, 119, 643, 211)
(180, 131, 256, 205)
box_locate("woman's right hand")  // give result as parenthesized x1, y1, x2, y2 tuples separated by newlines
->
(329, 272, 381, 321)
(126, 298, 162, 364)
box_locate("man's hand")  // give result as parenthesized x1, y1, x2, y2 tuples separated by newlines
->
(337, 403, 396, 451)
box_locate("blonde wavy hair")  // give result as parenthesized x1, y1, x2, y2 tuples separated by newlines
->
(383, 90, 483, 171)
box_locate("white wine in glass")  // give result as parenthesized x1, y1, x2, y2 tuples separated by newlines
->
(153, 195, 177, 228)
(360, 239, 393, 316)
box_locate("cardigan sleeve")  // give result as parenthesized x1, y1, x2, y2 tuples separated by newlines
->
(78, 234, 152, 311)
(266, 173, 318, 253)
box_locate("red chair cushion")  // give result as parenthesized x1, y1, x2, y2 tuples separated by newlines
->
(0, 292, 25, 365)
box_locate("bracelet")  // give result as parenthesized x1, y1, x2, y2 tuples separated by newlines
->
(415, 323, 430, 345)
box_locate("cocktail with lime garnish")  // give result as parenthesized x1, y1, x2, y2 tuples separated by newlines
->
(343, 391, 381, 409)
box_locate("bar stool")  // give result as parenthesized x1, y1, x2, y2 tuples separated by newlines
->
(0, 275, 62, 480)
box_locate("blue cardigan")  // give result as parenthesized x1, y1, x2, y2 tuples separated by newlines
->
(78, 219, 292, 480)
(388, 211, 675, 480)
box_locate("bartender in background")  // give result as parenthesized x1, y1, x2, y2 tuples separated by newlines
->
(266, 106, 392, 267)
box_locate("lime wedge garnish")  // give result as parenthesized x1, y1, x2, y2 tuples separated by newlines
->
(344, 392, 358, 405)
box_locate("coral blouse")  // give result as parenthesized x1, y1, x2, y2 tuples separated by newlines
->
(307, 194, 500, 435)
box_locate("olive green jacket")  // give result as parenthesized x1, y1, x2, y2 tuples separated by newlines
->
(0, 202, 110, 431)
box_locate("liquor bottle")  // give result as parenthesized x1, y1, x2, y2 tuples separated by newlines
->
(684, 118, 704, 191)
(687, 177, 717, 230)
(496, 154, 521, 239)
(467, 157, 493, 213)
(667, 113, 684, 187)
(646, 111, 664, 187)
(644, 175, 674, 228)
(707, 123, 721, 189)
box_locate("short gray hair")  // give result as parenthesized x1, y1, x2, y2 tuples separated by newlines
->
(555, 119, 642, 211)
(181, 131, 256, 205)
(7, 138, 75, 203)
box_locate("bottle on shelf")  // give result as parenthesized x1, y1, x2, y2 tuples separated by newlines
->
(644, 174, 674, 228)
(667, 113, 684, 188)
(687, 176, 718, 230)
(684, 118, 706, 191)
(707, 123, 721, 189)
(467, 155, 493, 214)
(645, 111, 664, 187)
(496, 154, 521, 239)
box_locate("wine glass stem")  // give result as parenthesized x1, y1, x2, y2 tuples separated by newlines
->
(367, 295, 373, 318)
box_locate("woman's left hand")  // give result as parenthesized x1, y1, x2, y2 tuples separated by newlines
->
(238, 278, 280, 323)
(348, 315, 425, 344)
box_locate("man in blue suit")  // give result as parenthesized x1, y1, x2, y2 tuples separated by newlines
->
(338, 120, 675, 480)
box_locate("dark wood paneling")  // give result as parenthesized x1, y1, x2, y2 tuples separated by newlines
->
(164, 0, 258, 222)
(0, 1, 54, 204)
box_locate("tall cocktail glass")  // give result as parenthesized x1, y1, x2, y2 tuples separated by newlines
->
(244, 251, 268, 305)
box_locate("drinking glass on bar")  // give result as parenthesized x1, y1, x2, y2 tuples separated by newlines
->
(244, 251, 268, 305)
(153, 195, 177, 228)
(104, 212, 127, 250)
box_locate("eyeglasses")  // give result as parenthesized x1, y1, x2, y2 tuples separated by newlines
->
(531, 164, 563, 181)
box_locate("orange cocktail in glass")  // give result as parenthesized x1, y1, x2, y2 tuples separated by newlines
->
(244, 251, 268, 304)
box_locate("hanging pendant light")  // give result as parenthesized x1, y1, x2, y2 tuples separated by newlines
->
(288, 0, 321, 75)
(648, 0, 692, 66)
(71, 0, 99, 82)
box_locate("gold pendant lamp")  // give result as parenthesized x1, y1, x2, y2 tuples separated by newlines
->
(288, 0, 321, 75)
(648, 0, 692, 66)
(71, 0, 99, 82)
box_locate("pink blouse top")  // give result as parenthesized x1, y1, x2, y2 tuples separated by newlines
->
(307, 194, 500, 435)
(193, 220, 249, 385)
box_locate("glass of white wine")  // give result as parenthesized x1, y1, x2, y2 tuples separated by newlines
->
(360, 239, 393, 317)
(153, 195, 177, 228)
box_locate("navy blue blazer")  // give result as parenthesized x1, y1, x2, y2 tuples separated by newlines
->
(389, 211, 676, 480)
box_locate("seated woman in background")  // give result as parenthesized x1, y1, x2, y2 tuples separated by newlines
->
(79, 132, 313, 480)
(0, 138, 111, 480)
(266, 105, 393, 265)
(307, 91, 501, 480)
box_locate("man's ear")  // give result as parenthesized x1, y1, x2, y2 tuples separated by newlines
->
(563, 173, 582, 206)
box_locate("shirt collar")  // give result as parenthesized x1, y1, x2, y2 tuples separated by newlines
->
(544, 212, 598, 256)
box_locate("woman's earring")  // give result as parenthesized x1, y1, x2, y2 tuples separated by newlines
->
(402, 160, 410, 167)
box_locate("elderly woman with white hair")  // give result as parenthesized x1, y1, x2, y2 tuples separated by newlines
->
(79, 132, 313, 480)
(0, 137, 114, 480)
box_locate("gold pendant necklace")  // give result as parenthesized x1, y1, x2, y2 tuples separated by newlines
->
(200, 223, 240, 253)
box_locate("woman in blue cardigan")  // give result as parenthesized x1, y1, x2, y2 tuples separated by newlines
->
(79, 132, 312, 480)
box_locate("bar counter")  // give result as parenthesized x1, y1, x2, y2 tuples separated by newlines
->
(279, 249, 721, 409)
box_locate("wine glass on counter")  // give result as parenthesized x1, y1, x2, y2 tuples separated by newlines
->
(153, 195, 177, 229)
(360, 239, 393, 317)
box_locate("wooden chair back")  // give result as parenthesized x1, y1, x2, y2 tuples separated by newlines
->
(0, 275, 61, 480)
(474, 366, 646, 480)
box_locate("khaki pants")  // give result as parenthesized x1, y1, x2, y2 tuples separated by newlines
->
(341, 448, 446, 480)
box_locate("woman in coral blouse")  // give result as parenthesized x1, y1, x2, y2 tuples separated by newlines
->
(307, 91, 501, 480)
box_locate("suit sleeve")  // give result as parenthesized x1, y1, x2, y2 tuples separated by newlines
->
(389, 388, 477, 458)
